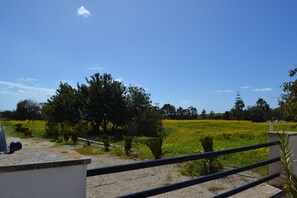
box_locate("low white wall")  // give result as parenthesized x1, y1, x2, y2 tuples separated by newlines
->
(0, 165, 87, 198)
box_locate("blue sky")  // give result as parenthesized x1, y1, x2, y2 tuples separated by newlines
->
(1, 1, 297, 113)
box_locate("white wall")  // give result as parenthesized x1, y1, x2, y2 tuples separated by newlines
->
(0, 165, 87, 198)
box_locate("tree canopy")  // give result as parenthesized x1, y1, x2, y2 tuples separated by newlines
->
(43, 73, 163, 139)
(281, 67, 297, 120)
(14, 99, 41, 121)
(230, 92, 245, 121)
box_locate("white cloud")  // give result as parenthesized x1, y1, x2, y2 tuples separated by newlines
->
(86, 65, 105, 71)
(213, 89, 234, 93)
(18, 77, 38, 83)
(240, 86, 251, 89)
(18, 90, 25, 94)
(252, 88, 273, 92)
(0, 81, 55, 95)
(77, 6, 91, 18)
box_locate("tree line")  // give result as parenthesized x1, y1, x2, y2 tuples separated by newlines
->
(2, 67, 297, 127)
(161, 94, 283, 122)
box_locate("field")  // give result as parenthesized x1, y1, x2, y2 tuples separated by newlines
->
(2, 120, 46, 138)
(161, 120, 296, 175)
(2, 119, 296, 174)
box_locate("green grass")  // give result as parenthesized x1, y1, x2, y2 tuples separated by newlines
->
(2, 120, 46, 138)
(161, 120, 296, 175)
(76, 146, 105, 155)
(2, 119, 296, 175)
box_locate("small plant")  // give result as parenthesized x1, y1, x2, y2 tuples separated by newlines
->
(200, 136, 222, 174)
(208, 185, 225, 192)
(145, 137, 163, 159)
(24, 130, 32, 137)
(181, 136, 222, 177)
(76, 146, 104, 155)
(278, 131, 297, 197)
(63, 133, 70, 142)
(56, 136, 64, 143)
(102, 135, 110, 152)
(15, 124, 22, 132)
(200, 136, 214, 152)
(181, 158, 206, 177)
(123, 136, 133, 155)
(110, 147, 126, 158)
(71, 133, 78, 144)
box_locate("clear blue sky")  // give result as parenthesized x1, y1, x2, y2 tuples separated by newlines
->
(1, 0, 297, 113)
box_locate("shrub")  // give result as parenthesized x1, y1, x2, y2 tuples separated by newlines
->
(278, 132, 297, 197)
(76, 146, 104, 155)
(199, 136, 214, 152)
(71, 133, 78, 144)
(123, 136, 133, 155)
(63, 133, 70, 142)
(24, 130, 32, 137)
(102, 135, 110, 152)
(145, 137, 163, 159)
(44, 122, 59, 140)
(181, 136, 222, 177)
(200, 136, 222, 175)
(15, 124, 22, 131)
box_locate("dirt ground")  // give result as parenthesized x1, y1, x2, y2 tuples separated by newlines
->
(6, 136, 284, 198)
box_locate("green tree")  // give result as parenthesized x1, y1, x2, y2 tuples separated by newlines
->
(176, 107, 186, 119)
(281, 67, 297, 120)
(230, 92, 245, 121)
(0, 110, 14, 119)
(78, 73, 127, 134)
(187, 106, 198, 120)
(43, 82, 82, 140)
(44, 83, 81, 125)
(126, 86, 163, 137)
(209, 111, 215, 119)
(245, 98, 271, 122)
(200, 109, 207, 119)
(15, 99, 41, 121)
(161, 103, 176, 119)
(222, 111, 230, 120)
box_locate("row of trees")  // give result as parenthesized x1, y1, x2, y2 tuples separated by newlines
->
(3, 67, 297, 125)
(228, 93, 283, 122)
(161, 104, 198, 120)
(161, 94, 282, 122)
(0, 92, 284, 124)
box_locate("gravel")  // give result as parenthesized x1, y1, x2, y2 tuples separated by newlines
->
(6, 136, 283, 198)
(86, 155, 282, 198)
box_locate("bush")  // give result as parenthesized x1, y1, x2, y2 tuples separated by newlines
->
(102, 135, 110, 152)
(181, 136, 223, 177)
(145, 137, 163, 159)
(63, 133, 70, 142)
(76, 146, 104, 155)
(123, 136, 133, 155)
(44, 122, 59, 140)
(24, 130, 32, 137)
(199, 136, 214, 152)
(181, 159, 207, 177)
(15, 124, 22, 131)
(71, 133, 78, 144)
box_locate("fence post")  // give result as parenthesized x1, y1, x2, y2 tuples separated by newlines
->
(268, 131, 297, 188)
